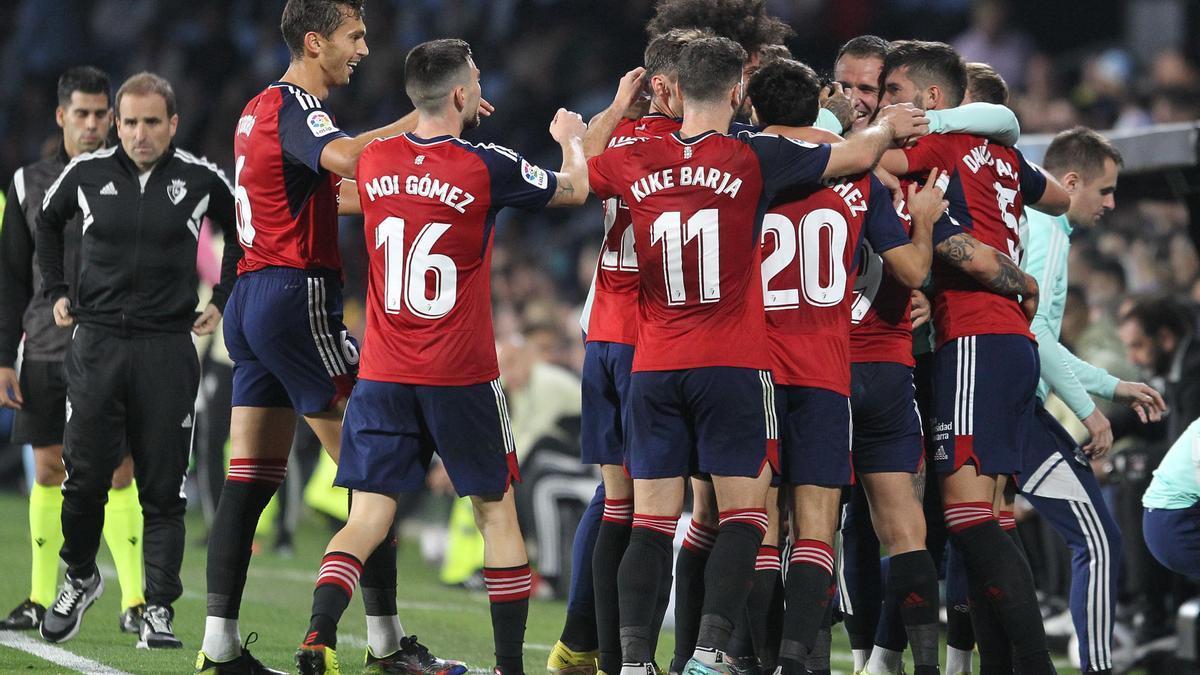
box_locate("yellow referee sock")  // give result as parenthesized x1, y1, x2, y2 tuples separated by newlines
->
(102, 482, 145, 609)
(28, 483, 64, 607)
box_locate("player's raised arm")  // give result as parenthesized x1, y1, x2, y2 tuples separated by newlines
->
(584, 67, 646, 159)
(824, 103, 928, 179)
(878, 170, 947, 288)
(548, 109, 589, 206)
(1022, 156, 1071, 216)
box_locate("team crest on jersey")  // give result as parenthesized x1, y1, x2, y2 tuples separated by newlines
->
(167, 179, 187, 205)
(520, 159, 548, 189)
(415, 155, 425, 165)
(307, 110, 338, 138)
(683, 146, 693, 159)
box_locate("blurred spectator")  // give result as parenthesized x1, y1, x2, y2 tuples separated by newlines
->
(1118, 295, 1200, 442)
(951, 0, 1033, 90)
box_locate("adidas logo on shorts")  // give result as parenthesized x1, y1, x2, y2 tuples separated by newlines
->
(934, 445, 948, 461)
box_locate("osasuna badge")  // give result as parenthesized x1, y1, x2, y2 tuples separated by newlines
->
(167, 178, 187, 205)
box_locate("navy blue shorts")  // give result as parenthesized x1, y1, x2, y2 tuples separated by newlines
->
(850, 362, 924, 474)
(775, 385, 852, 486)
(336, 378, 519, 497)
(626, 367, 776, 479)
(580, 341, 634, 466)
(1144, 503, 1200, 579)
(224, 268, 358, 415)
(931, 334, 1039, 476)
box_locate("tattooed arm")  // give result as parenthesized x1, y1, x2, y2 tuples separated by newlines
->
(935, 233, 1039, 319)
(548, 108, 589, 206)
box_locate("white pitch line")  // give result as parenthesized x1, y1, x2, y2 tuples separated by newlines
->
(0, 632, 133, 675)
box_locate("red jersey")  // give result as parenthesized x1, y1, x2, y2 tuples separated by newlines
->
(850, 179, 965, 365)
(233, 82, 350, 274)
(588, 129, 830, 373)
(355, 133, 557, 385)
(903, 134, 1047, 347)
(764, 174, 909, 393)
(581, 113, 681, 345)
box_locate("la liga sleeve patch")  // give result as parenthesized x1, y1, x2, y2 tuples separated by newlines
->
(307, 110, 339, 138)
(520, 159, 549, 189)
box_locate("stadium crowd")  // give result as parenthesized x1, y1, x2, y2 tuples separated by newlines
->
(0, 0, 1199, 673)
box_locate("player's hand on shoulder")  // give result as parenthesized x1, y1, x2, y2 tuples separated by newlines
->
(876, 103, 929, 145)
(53, 297, 74, 328)
(1114, 380, 1168, 423)
(550, 108, 586, 144)
(905, 169, 949, 226)
(192, 304, 223, 336)
(0, 367, 22, 410)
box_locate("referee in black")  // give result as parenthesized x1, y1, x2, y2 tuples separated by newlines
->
(36, 71, 240, 648)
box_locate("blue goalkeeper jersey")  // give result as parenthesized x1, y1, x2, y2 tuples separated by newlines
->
(1019, 208, 1119, 419)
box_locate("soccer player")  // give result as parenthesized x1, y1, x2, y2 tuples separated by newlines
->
(0, 66, 146, 635)
(36, 71, 239, 649)
(645, 0, 792, 123)
(746, 58, 952, 675)
(1020, 127, 1166, 674)
(200, 2, 480, 672)
(877, 40, 1070, 675)
(584, 36, 927, 675)
(293, 39, 588, 675)
(553, 29, 697, 675)
(831, 37, 1035, 675)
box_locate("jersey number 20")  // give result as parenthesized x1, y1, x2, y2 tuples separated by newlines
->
(375, 216, 457, 319)
(761, 208, 849, 310)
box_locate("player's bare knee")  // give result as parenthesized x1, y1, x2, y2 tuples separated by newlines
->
(229, 406, 297, 460)
(110, 454, 135, 489)
(33, 445, 67, 486)
(600, 465, 633, 501)
(690, 477, 718, 524)
(470, 492, 520, 535)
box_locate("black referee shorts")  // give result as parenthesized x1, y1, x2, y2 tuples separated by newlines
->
(11, 359, 67, 446)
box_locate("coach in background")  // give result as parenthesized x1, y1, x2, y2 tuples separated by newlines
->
(35, 71, 240, 649)
(0, 66, 147, 635)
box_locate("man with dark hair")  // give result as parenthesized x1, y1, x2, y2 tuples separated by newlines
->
(550, 27, 703, 675)
(748, 57, 956, 675)
(584, 34, 927, 675)
(1019, 126, 1166, 674)
(1119, 295, 1200, 442)
(646, 0, 791, 61)
(963, 62, 1008, 105)
(293, 38, 587, 675)
(834, 35, 891, 132)
(0, 66, 147, 635)
(199, 1, 481, 673)
(35, 71, 239, 651)
(878, 40, 1072, 675)
(882, 40, 969, 110)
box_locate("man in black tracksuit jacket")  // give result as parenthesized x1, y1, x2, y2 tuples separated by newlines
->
(35, 72, 240, 647)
